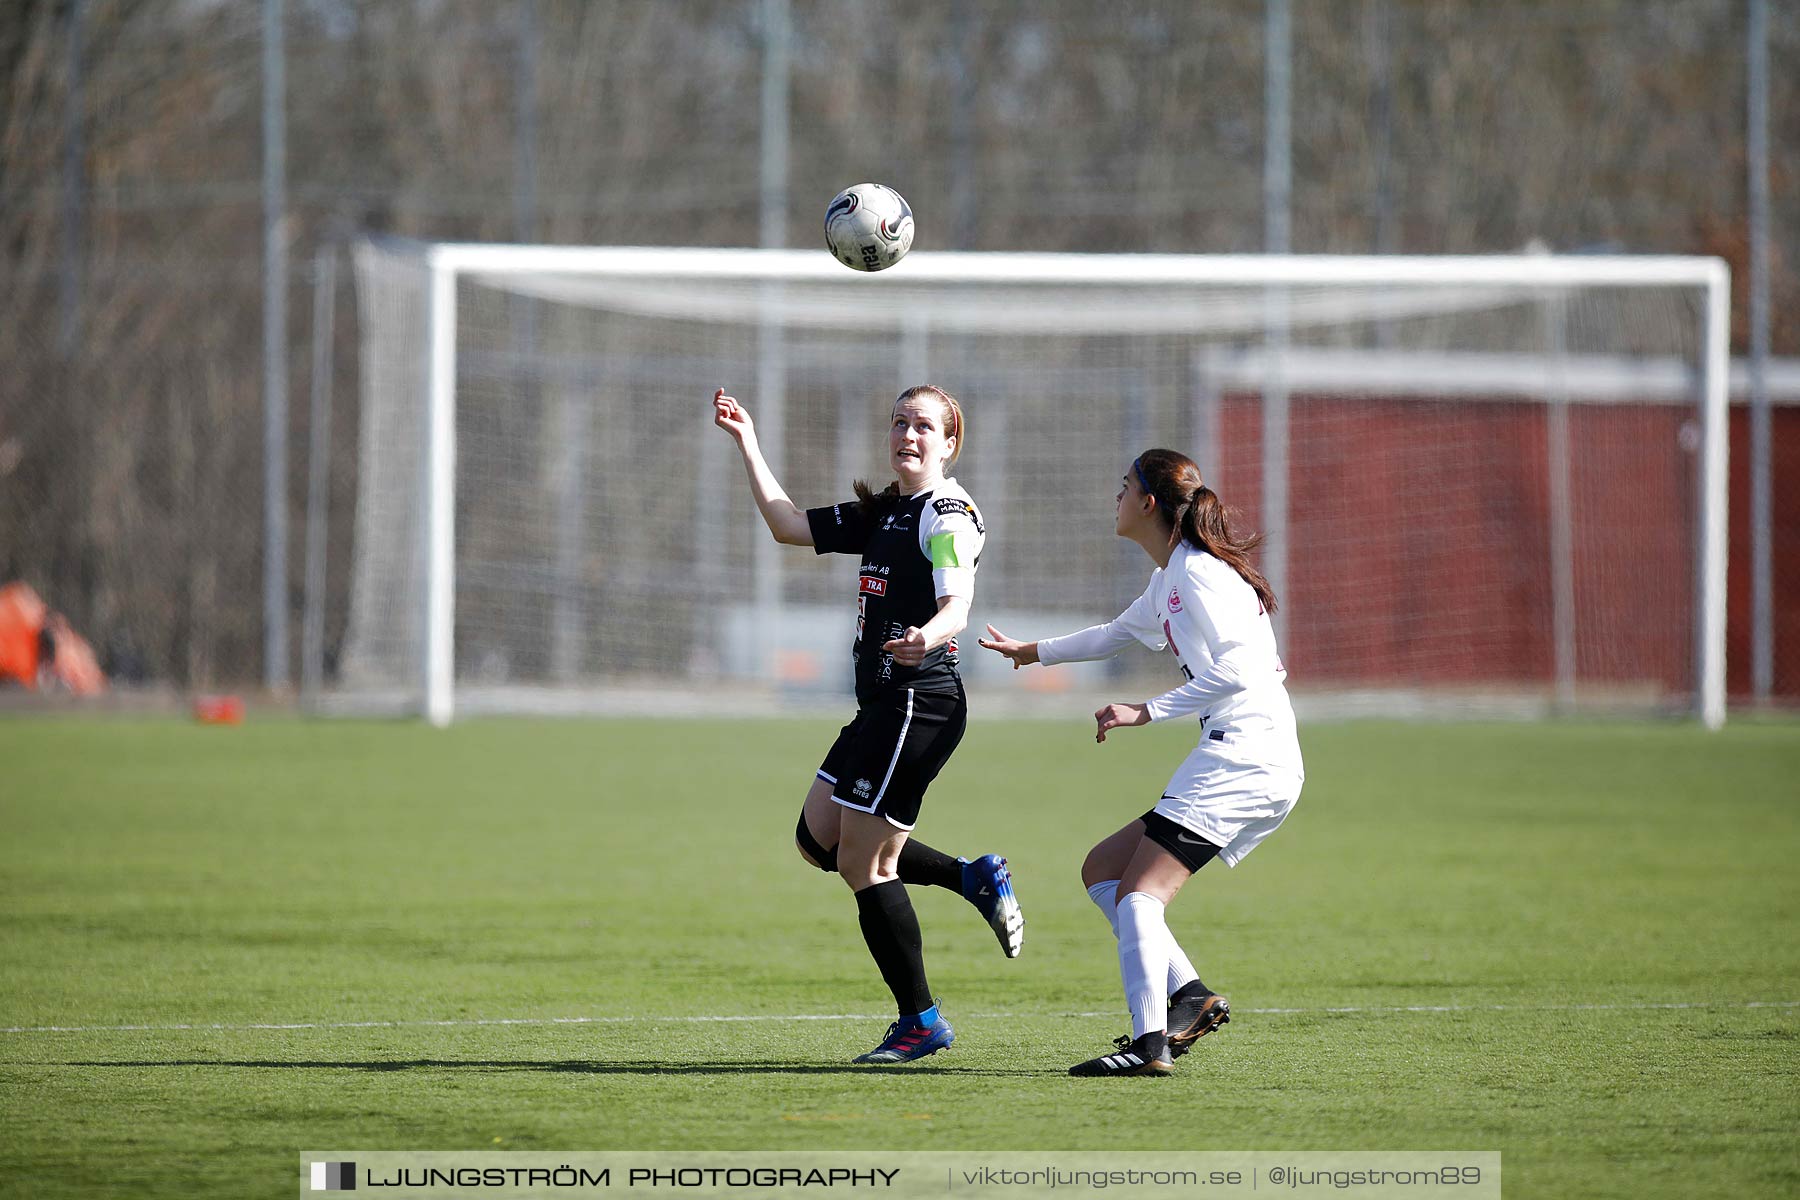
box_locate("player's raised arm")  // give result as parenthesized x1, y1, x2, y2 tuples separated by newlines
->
(711, 388, 812, 546)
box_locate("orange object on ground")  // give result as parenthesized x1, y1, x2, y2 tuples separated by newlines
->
(194, 695, 245, 724)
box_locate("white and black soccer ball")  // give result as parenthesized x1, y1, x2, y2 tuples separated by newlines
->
(824, 183, 915, 273)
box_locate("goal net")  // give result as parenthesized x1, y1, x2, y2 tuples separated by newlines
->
(339, 242, 1728, 727)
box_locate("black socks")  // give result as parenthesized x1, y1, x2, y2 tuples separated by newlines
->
(896, 839, 964, 891)
(854, 879, 932, 1015)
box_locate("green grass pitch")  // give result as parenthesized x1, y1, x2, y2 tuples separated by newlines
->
(1, 714, 1797, 1198)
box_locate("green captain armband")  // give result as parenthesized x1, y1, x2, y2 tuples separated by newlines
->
(928, 531, 973, 569)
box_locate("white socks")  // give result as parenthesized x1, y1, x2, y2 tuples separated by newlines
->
(1086, 879, 1200, 996)
(1116, 891, 1171, 1039)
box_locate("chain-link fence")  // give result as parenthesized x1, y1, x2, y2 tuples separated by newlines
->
(1, 0, 1795, 696)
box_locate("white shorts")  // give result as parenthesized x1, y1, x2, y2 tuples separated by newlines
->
(1154, 741, 1303, 868)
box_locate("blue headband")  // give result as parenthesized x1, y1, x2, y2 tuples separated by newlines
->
(1132, 457, 1151, 497)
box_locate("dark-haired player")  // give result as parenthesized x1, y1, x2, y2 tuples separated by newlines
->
(982, 449, 1302, 1077)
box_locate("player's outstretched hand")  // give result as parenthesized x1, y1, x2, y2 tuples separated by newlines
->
(712, 388, 755, 442)
(1094, 701, 1150, 743)
(978, 624, 1038, 670)
(883, 626, 930, 666)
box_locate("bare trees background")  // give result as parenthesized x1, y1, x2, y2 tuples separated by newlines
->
(1, 0, 1795, 688)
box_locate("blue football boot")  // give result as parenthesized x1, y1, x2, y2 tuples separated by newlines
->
(960, 854, 1025, 958)
(852, 1012, 956, 1064)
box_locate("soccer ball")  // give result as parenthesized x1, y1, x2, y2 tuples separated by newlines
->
(824, 183, 915, 272)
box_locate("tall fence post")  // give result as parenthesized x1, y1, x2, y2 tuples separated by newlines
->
(301, 241, 337, 707)
(1262, 0, 1293, 636)
(262, 0, 290, 690)
(1748, 0, 1772, 702)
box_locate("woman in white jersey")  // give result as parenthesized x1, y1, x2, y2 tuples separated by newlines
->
(980, 448, 1302, 1077)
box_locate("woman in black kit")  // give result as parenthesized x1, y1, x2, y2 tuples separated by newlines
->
(711, 384, 1023, 1064)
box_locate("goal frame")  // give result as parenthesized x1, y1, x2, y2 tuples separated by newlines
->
(404, 245, 1730, 728)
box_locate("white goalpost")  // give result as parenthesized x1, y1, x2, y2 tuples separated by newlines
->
(341, 242, 1729, 729)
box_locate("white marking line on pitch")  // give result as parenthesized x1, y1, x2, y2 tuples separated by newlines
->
(3, 1000, 1795, 1036)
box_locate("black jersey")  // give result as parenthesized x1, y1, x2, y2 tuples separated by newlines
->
(807, 479, 985, 699)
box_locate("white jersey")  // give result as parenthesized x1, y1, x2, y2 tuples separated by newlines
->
(1038, 541, 1300, 771)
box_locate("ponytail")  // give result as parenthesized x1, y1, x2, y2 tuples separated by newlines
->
(1179, 483, 1276, 615)
(852, 477, 902, 517)
(1135, 449, 1278, 614)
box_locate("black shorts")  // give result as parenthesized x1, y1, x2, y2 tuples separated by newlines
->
(1140, 809, 1222, 873)
(817, 685, 967, 830)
